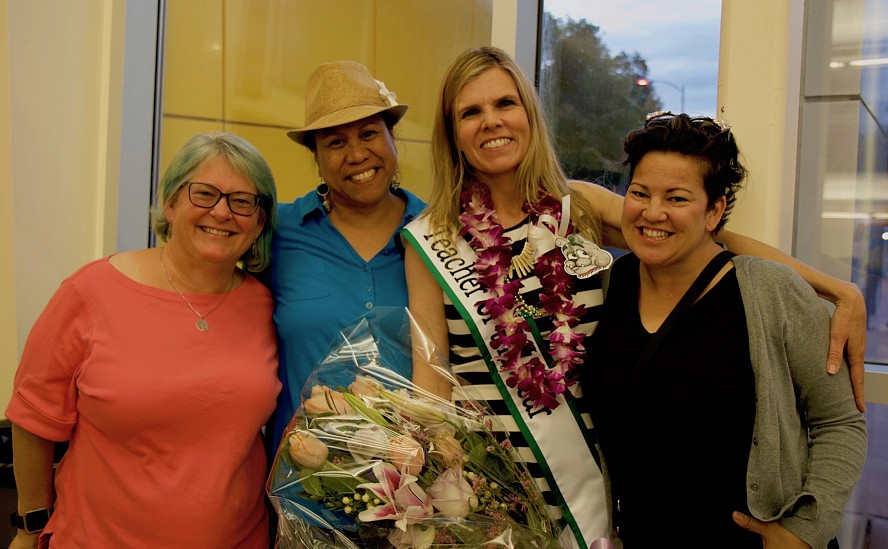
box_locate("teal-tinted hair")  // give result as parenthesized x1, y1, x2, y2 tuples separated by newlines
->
(151, 132, 278, 271)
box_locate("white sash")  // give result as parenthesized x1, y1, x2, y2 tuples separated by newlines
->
(402, 218, 608, 548)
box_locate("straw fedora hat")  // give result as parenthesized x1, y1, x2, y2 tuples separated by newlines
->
(287, 60, 409, 146)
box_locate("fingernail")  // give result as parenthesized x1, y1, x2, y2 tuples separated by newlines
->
(827, 363, 839, 374)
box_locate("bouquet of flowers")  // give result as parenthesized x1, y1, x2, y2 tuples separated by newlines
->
(267, 307, 559, 548)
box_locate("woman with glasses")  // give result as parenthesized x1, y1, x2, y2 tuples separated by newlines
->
(403, 47, 867, 549)
(6, 132, 280, 549)
(584, 113, 866, 548)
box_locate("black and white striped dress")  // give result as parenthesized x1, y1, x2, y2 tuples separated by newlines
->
(445, 218, 606, 526)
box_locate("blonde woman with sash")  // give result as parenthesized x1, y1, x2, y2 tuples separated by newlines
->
(402, 47, 869, 548)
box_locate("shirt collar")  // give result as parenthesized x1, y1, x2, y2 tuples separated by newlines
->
(296, 187, 426, 225)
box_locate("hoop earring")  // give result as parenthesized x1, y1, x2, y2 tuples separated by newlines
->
(317, 182, 331, 212)
(390, 169, 402, 191)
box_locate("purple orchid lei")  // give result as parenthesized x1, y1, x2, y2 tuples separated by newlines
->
(459, 181, 587, 411)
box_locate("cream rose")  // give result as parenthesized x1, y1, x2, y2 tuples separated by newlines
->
(427, 467, 478, 518)
(303, 385, 353, 415)
(387, 434, 425, 476)
(430, 433, 464, 467)
(349, 375, 382, 398)
(287, 430, 329, 469)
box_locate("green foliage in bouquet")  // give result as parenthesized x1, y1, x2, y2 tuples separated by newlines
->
(271, 370, 559, 548)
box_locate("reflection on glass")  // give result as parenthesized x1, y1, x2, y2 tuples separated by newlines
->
(797, 0, 888, 366)
(538, 0, 721, 188)
(839, 402, 888, 547)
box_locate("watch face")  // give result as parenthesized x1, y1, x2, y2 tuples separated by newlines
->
(23, 508, 50, 533)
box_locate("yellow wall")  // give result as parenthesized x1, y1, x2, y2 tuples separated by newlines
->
(1, 0, 17, 408)
(718, 0, 803, 252)
(4, 1, 126, 409)
(161, 0, 494, 204)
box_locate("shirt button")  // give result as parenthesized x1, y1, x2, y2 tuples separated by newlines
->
(365, 302, 373, 310)
(750, 483, 758, 491)
(752, 436, 758, 445)
(365, 286, 372, 292)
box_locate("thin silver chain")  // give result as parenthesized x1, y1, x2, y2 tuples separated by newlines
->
(159, 247, 235, 332)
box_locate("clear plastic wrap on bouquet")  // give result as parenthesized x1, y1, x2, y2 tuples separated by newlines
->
(267, 307, 559, 549)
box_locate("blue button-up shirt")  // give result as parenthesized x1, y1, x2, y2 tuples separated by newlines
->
(266, 188, 425, 451)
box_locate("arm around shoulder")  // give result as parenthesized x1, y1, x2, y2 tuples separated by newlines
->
(721, 230, 867, 412)
(569, 181, 627, 248)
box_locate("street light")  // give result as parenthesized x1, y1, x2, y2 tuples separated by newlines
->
(636, 78, 685, 114)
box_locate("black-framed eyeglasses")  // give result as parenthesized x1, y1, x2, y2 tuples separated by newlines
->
(185, 182, 263, 216)
(644, 110, 732, 134)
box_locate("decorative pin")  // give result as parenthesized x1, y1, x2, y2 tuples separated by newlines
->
(526, 194, 614, 279)
(555, 234, 613, 279)
(375, 79, 399, 107)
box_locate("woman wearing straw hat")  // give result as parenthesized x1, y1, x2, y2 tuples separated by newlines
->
(265, 61, 425, 453)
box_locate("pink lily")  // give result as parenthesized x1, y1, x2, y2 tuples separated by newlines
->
(356, 462, 434, 531)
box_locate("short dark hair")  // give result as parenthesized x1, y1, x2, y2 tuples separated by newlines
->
(622, 113, 746, 233)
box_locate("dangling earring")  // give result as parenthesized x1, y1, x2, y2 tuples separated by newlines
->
(390, 169, 402, 191)
(250, 240, 258, 258)
(317, 181, 331, 212)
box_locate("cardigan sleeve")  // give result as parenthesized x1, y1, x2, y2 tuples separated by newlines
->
(740, 257, 867, 548)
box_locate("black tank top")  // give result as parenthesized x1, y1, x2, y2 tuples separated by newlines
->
(584, 254, 760, 548)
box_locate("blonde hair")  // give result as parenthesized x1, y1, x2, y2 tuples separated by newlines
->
(424, 46, 600, 242)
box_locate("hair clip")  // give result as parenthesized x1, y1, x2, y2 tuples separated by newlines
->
(645, 110, 674, 122)
(712, 118, 732, 133)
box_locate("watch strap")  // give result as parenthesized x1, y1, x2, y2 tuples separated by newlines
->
(10, 507, 51, 533)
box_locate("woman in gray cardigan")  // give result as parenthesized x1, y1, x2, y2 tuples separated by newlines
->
(584, 112, 867, 548)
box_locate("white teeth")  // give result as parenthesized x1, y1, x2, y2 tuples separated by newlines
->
(481, 138, 511, 150)
(202, 227, 232, 236)
(642, 228, 669, 240)
(350, 169, 376, 182)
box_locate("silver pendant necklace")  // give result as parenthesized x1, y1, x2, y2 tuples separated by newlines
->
(160, 247, 235, 332)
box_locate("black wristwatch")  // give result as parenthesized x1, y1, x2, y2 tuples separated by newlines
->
(10, 507, 51, 533)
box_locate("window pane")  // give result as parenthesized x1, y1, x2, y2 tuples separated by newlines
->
(796, 0, 888, 366)
(839, 400, 888, 546)
(538, 0, 721, 186)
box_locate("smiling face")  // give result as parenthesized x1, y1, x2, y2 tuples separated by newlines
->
(164, 155, 265, 268)
(454, 67, 530, 185)
(314, 114, 398, 211)
(621, 151, 726, 271)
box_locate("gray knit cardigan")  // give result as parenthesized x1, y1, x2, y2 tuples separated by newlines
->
(733, 255, 867, 548)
